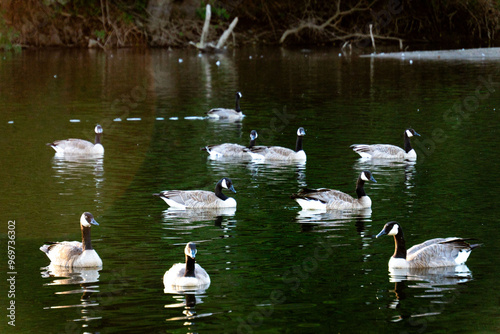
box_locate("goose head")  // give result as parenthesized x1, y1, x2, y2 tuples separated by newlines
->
(80, 212, 99, 228)
(184, 242, 197, 259)
(360, 170, 377, 183)
(250, 130, 258, 141)
(297, 127, 306, 137)
(95, 124, 103, 134)
(405, 128, 420, 138)
(221, 178, 237, 193)
(376, 221, 401, 238)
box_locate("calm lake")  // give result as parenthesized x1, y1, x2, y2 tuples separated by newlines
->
(1, 46, 499, 333)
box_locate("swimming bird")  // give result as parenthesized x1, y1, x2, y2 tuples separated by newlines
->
(47, 124, 104, 155)
(376, 221, 481, 268)
(40, 212, 102, 268)
(163, 242, 211, 288)
(291, 171, 377, 210)
(206, 92, 244, 121)
(246, 127, 306, 161)
(154, 177, 237, 209)
(351, 128, 420, 160)
(203, 130, 258, 159)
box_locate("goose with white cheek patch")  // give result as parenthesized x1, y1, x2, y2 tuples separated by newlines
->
(351, 128, 420, 160)
(47, 124, 104, 156)
(154, 177, 237, 209)
(202, 130, 258, 159)
(163, 242, 211, 288)
(376, 221, 481, 268)
(246, 127, 306, 161)
(292, 171, 377, 210)
(206, 92, 244, 121)
(40, 212, 103, 268)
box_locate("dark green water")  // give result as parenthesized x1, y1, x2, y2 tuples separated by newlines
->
(1, 47, 499, 333)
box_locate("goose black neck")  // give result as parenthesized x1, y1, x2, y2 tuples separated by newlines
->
(95, 133, 102, 145)
(404, 133, 412, 153)
(248, 138, 256, 148)
(184, 255, 196, 277)
(295, 136, 304, 152)
(235, 95, 241, 112)
(81, 226, 93, 251)
(355, 177, 366, 199)
(393, 230, 407, 259)
(215, 181, 229, 201)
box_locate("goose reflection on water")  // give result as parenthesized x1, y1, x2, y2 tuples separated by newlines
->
(40, 265, 102, 324)
(295, 208, 372, 236)
(161, 207, 237, 230)
(353, 158, 416, 190)
(247, 160, 307, 188)
(386, 265, 473, 322)
(51, 156, 105, 207)
(164, 289, 212, 326)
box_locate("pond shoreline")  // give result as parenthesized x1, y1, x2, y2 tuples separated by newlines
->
(1, 1, 499, 51)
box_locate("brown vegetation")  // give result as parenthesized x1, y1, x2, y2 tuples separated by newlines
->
(0, 0, 499, 49)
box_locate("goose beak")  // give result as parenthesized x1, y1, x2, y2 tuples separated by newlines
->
(376, 229, 386, 238)
(190, 249, 196, 259)
(370, 175, 377, 183)
(414, 131, 421, 136)
(90, 218, 99, 226)
(229, 185, 236, 193)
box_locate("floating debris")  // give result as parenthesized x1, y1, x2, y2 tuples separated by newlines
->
(184, 116, 205, 120)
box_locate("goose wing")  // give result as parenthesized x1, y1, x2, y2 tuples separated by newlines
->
(50, 139, 95, 153)
(206, 143, 246, 156)
(160, 190, 221, 208)
(293, 188, 355, 205)
(207, 108, 240, 119)
(248, 146, 295, 159)
(351, 144, 405, 159)
(41, 241, 83, 265)
(406, 238, 474, 267)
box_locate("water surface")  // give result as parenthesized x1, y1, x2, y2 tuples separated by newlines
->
(1, 47, 499, 333)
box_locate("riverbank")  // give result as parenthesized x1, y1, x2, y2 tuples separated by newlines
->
(1, 0, 499, 50)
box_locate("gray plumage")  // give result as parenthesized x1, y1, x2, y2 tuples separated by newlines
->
(377, 221, 480, 268)
(206, 92, 244, 121)
(48, 124, 104, 155)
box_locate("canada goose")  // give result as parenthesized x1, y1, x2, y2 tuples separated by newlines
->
(206, 92, 244, 121)
(203, 130, 258, 159)
(163, 242, 211, 288)
(291, 171, 377, 210)
(351, 128, 420, 160)
(376, 221, 481, 268)
(47, 124, 104, 155)
(40, 212, 102, 268)
(154, 177, 237, 209)
(246, 127, 306, 161)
